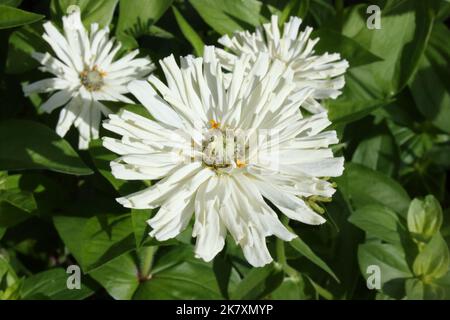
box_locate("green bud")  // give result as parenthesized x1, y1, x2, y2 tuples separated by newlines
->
(407, 195, 443, 242)
(412, 233, 450, 280)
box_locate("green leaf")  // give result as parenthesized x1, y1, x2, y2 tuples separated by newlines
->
(341, 1, 433, 96)
(289, 237, 339, 282)
(358, 242, 412, 289)
(328, 1, 434, 125)
(134, 248, 224, 299)
(50, 0, 118, 27)
(131, 209, 151, 248)
(53, 214, 136, 272)
(89, 252, 140, 300)
(21, 268, 95, 300)
(271, 276, 313, 300)
(409, 23, 450, 134)
(0, 189, 37, 228)
(352, 133, 397, 176)
(189, 0, 263, 35)
(53, 215, 89, 266)
(80, 214, 136, 272)
(229, 263, 283, 300)
(405, 278, 450, 300)
(413, 233, 450, 280)
(349, 204, 407, 245)
(172, 6, 204, 56)
(313, 28, 382, 68)
(337, 163, 411, 216)
(0, 227, 5, 240)
(5, 23, 48, 74)
(116, 0, 173, 37)
(0, 5, 44, 29)
(0, 120, 93, 175)
(407, 195, 443, 242)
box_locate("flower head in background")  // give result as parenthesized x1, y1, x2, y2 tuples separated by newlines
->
(216, 15, 349, 114)
(23, 7, 154, 149)
(103, 46, 344, 267)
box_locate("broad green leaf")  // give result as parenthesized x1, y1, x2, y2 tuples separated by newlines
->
(289, 237, 339, 282)
(53, 214, 136, 272)
(212, 251, 234, 299)
(349, 204, 406, 245)
(172, 6, 204, 56)
(0, 189, 36, 228)
(5, 23, 48, 74)
(21, 268, 95, 300)
(134, 249, 224, 300)
(337, 163, 411, 216)
(0, 120, 93, 175)
(131, 209, 151, 248)
(328, 1, 434, 125)
(50, 0, 118, 27)
(358, 242, 412, 289)
(352, 134, 397, 176)
(81, 214, 136, 272)
(407, 195, 443, 242)
(313, 29, 382, 68)
(89, 252, 140, 300)
(341, 1, 433, 96)
(271, 276, 313, 300)
(53, 215, 89, 267)
(409, 23, 450, 134)
(229, 263, 283, 300)
(116, 0, 173, 37)
(326, 71, 392, 125)
(0, 5, 44, 29)
(189, 0, 263, 35)
(413, 233, 450, 279)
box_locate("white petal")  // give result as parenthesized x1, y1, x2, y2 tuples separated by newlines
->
(40, 90, 72, 113)
(55, 97, 81, 137)
(128, 80, 183, 128)
(253, 178, 326, 225)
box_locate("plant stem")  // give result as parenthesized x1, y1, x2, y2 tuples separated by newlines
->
(139, 246, 155, 280)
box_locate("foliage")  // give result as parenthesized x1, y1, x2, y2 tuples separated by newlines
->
(0, 0, 449, 300)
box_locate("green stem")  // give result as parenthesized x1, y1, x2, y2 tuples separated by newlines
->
(139, 246, 155, 280)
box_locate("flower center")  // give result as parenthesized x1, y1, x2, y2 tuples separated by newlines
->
(80, 66, 105, 91)
(202, 120, 247, 169)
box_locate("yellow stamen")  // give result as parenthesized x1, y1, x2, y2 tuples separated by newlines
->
(210, 119, 220, 129)
(236, 159, 246, 168)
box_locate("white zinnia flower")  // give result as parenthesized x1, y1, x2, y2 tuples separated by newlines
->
(216, 15, 349, 114)
(103, 46, 344, 267)
(23, 7, 154, 149)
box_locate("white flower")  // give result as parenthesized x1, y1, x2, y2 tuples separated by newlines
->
(22, 7, 154, 149)
(103, 46, 344, 267)
(216, 15, 349, 114)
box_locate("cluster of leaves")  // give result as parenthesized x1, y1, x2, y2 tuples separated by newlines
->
(0, 0, 449, 300)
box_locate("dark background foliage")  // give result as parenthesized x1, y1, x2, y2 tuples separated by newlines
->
(0, 0, 449, 300)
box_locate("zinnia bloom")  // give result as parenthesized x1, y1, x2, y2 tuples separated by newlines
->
(103, 47, 344, 267)
(216, 15, 349, 114)
(23, 7, 154, 149)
